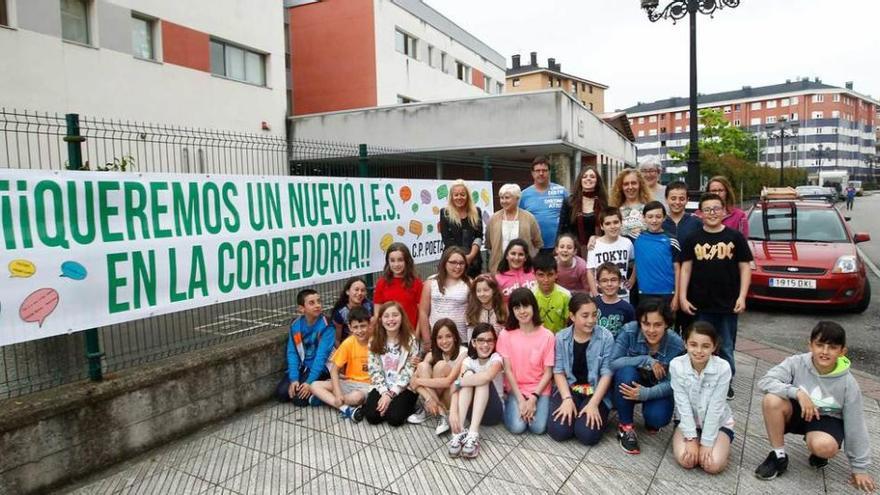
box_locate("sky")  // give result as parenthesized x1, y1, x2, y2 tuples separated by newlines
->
(424, 0, 880, 112)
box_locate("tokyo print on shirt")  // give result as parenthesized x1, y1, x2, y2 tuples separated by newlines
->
(586, 236, 634, 302)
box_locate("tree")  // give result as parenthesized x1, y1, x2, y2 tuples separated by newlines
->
(669, 108, 758, 163)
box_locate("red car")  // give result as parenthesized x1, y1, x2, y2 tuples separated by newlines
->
(746, 198, 872, 312)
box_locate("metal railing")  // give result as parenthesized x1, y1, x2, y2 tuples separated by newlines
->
(0, 108, 533, 400)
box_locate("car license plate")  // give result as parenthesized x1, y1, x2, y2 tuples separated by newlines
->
(769, 278, 817, 289)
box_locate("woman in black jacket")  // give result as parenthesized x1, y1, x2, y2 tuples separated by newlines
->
(439, 179, 484, 277)
(558, 166, 607, 256)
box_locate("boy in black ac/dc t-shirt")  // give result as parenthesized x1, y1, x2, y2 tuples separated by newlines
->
(679, 193, 752, 400)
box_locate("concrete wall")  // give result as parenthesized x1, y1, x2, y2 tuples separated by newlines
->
(0, 0, 287, 136)
(373, 0, 506, 105)
(0, 329, 286, 494)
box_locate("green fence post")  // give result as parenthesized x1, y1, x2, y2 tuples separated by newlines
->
(482, 156, 491, 182)
(64, 113, 104, 382)
(358, 144, 376, 293)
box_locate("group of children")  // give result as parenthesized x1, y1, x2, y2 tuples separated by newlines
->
(274, 184, 874, 491)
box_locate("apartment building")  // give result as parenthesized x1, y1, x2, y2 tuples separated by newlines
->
(505, 52, 607, 113)
(0, 0, 287, 135)
(287, 0, 506, 116)
(625, 79, 878, 179)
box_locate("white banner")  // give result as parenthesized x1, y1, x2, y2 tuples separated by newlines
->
(0, 170, 493, 346)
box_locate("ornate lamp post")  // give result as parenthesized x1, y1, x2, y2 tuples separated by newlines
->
(640, 0, 742, 190)
(766, 117, 798, 186)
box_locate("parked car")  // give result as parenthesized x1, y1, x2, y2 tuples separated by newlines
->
(795, 185, 837, 203)
(746, 198, 871, 312)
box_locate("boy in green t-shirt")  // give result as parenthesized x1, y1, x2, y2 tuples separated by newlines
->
(532, 253, 572, 333)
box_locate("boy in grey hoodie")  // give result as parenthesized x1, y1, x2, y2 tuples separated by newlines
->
(754, 322, 875, 492)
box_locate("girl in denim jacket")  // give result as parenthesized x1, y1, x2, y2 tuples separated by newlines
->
(670, 321, 735, 474)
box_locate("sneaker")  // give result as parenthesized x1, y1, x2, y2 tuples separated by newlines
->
(448, 431, 467, 458)
(435, 415, 450, 436)
(755, 451, 789, 480)
(809, 454, 828, 469)
(308, 395, 322, 407)
(727, 386, 735, 401)
(407, 406, 428, 424)
(461, 432, 480, 458)
(339, 406, 354, 421)
(617, 424, 640, 455)
(351, 406, 365, 424)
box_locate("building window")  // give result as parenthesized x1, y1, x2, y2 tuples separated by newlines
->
(496, 82, 503, 94)
(832, 110, 840, 118)
(660, 114, 666, 120)
(455, 61, 470, 83)
(0, 0, 8, 26)
(484, 76, 492, 93)
(555, 79, 561, 87)
(638, 117, 645, 124)
(589, 102, 594, 110)
(812, 111, 824, 119)
(395, 29, 417, 59)
(61, 0, 90, 44)
(210, 39, 266, 86)
(791, 96, 799, 104)
(780, 98, 790, 107)
(766, 116, 777, 125)
(750, 117, 761, 126)
(767, 100, 777, 109)
(512, 78, 520, 87)
(734, 119, 742, 127)
(723, 106, 731, 114)
(675, 126, 682, 133)
(790, 112, 799, 121)
(648, 115, 657, 123)
(751, 102, 761, 110)
(131, 14, 155, 60)
(833, 94, 841, 102)
(734, 104, 741, 111)
(649, 129, 657, 136)
(812, 94, 824, 103)
(427, 45, 436, 68)
(638, 130, 645, 137)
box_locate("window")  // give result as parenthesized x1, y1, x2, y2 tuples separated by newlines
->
(638, 117, 645, 124)
(767, 100, 777, 109)
(555, 79, 561, 87)
(781, 98, 790, 107)
(395, 29, 417, 59)
(674, 112, 682, 120)
(496, 82, 504, 94)
(723, 106, 731, 114)
(61, 0, 90, 44)
(812, 111, 824, 119)
(812, 94, 824, 103)
(766, 116, 777, 125)
(648, 115, 657, 123)
(790, 112, 799, 121)
(831, 110, 841, 119)
(512, 78, 520, 87)
(660, 126, 667, 133)
(131, 14, 155, 60)
(649, 129, 657, 136)
(751, 102, 762, 110)
(833, 94, 841, 102)
(734, 119, 742, 127)
(440, 52, 449, 73)
(674, 126, 682, 133)
(791, 96, 798, 104)
(484, 76, 492, 93)
(734, 104, 741, 111)
(660, 114, 666, 120)
(589, 102, 594, 110)
(750, 117, 761, 126)
(588, 85, 593, 94)
(1, 0, 8, 26)
(210, 39, 266, 86)
(638, 130, 645, 137)
(427, 45, 437, 68)
(455, 61, 470, 83)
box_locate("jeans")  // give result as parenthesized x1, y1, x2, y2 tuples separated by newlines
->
(695, 312, 738, 377)
(275, 367, 330, 405)
(503, 392, 550, 434)
(547, 391, 609, 446)
(612, 366, 674, 429)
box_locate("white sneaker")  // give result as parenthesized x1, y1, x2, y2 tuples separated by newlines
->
(448, 431, 467, 458)
(461, 432, 480, 458)
(435, 415, 450, 435)
(407, 406, 428, 424)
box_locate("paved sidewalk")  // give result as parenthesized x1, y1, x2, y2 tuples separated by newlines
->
(59, 342, 880, 494)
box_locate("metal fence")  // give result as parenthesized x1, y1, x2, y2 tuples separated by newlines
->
(0, 108, 534, 400)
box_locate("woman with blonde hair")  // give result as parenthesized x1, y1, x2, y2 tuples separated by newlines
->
(610, 169, 652, 239)
(485, 183, 543, 273)
(439, 179, 485, 277)
(705, 176, 748, 236)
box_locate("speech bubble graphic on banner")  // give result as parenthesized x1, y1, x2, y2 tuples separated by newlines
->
(409, 220, 424, 238)
(60, 261, 87, 281)
(380, 233, 394, 252)
(20, 288, 59, 327)
(396, 226, 405, 236)
(420, 189, 432, 205)
(436, 184, 448, 200)
(9, 259, 36, 278)
(481, 188, 490, 206)
(427, 223, 434, 234)
(399, 186, 412, 203)
(471, 190, 480, 204)
(411, 203, 419, 213)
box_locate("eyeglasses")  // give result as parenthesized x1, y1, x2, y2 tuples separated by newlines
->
(701, 206, 723, 214)
(447, 260, 466, 266)
(474, 338, 495, 344)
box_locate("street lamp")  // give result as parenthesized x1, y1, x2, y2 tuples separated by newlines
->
(640, 0, 742, 191)
(766, 117, 798, 186)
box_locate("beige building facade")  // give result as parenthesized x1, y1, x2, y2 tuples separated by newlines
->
(505, 52, 607, 113)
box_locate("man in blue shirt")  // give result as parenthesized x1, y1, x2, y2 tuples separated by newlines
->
(520, 156, 569, 252)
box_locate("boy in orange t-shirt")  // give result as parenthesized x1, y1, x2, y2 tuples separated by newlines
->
(311, 306, 372, 422)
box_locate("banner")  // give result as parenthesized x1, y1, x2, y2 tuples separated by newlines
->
(0, 170, 493, 346)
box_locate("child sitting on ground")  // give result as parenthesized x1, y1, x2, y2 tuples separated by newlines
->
(310, 306, 372, 422)
(755, 322, 874, 492)
(532, 253, 572, 333)
(275, 289, 335, 406)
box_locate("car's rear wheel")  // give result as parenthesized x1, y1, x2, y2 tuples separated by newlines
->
(852, 279, 871, 313)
